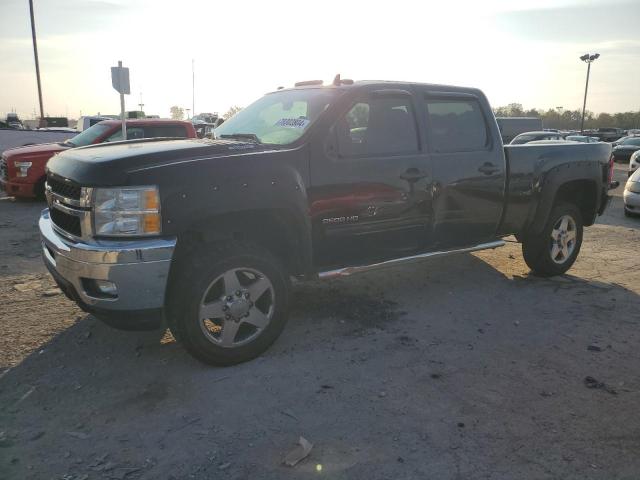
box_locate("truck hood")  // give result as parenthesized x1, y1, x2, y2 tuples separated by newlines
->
(3, 141, 70, 160)
(46, 138, 271, 186)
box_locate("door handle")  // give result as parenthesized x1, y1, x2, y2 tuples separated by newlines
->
(478, 162, 499, 175)
(400, 168, 428, 181)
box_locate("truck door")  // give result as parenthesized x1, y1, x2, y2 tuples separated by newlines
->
(309, 89, 433, 268)
(423, 93, 505, 247)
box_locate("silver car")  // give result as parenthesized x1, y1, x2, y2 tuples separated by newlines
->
(624, 168, 640, 217)
(565, 135, 599, 143)
(629, 149, 639, 177)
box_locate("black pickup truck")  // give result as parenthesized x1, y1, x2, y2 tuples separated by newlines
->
(40, 79, 615, 365)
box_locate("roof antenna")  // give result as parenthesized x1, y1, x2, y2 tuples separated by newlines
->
(333, 74, 341, 86)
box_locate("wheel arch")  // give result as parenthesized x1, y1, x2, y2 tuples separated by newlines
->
(528, 171, 600, 235)
(174, 208, 312, 277)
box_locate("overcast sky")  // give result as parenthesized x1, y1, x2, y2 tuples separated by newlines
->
(1, 0, 639, 119)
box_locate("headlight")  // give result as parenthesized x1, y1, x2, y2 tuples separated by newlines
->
(92, 186, 161, 236)
(626, 182, 640, 194)
(14, 161, 32, 177)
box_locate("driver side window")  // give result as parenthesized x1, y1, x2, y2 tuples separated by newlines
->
(335, 97, 418, 158)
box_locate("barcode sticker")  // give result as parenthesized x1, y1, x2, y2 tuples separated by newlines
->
(275, 118, 310, 129)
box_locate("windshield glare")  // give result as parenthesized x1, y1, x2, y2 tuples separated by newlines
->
(214, 89, 338, 145)
(68, 123, 111, 147)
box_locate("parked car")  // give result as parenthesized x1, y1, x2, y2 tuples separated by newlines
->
(592, 127, 625, 143)
(40, 79, 614, 365)
(624, 168, 640, 216)
(1, 119, 196, 198)
(611, 137, 640, 164)
(495, 117, 543, 144)
(565, 135, 599, 143)
(6, 113, 23, 129)
(612, 135, 639, 147)
(629, 150, 640, 177)
(510, 131, 564, 144)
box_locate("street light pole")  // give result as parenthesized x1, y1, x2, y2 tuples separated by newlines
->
(192, 59, 195, 119)
(580, 53, 600, 134)
(28, 0, 45, 127)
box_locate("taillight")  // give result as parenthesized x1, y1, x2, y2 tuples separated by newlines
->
(607, 154, 614, 186)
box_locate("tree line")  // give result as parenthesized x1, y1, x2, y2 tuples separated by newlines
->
(493, 103, 640, 130)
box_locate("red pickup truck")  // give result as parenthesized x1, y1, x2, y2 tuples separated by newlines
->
(0, 119, 196, 198)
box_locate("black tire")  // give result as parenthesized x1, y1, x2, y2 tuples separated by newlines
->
(34, 177, 46, 200)
(166, 241, 290, 366)
(522, 202, 583, 277)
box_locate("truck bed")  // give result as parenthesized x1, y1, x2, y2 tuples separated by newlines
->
(500, 142, 612, 236)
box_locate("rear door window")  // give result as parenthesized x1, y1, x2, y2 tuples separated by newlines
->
(425, 98, 489, 152)
(145, 125, 188, 138)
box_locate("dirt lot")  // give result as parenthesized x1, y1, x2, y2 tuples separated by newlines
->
(1, 165, 639, 479)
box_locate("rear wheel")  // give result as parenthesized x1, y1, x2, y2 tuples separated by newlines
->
(522, 202, 583, 276)
(167, 242, 290, 366)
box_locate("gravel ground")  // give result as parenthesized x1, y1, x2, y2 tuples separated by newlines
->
(0, 165, 638, 479)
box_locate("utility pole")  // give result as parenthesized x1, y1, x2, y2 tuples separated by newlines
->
(192, 59, 195, 118)
(28, 0, 45, 127)
(579, 53, 600, 134)
(138, 92, 144, 114)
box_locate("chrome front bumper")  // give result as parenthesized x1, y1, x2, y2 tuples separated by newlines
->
(39, 209, 176, 312)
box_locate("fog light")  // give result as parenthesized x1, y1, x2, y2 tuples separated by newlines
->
(82, 278, 118, 299)
(95, 280, 117, 296)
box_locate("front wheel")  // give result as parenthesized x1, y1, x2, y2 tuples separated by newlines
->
(166, 242, 290, 366)
(522, 202, 583, 276)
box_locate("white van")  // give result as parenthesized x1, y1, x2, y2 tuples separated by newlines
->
(76, 116, 114, 131)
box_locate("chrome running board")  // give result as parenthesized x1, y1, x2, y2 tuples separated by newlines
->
(317, 240, 506, 280)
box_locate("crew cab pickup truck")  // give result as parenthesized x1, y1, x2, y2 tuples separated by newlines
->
(1, 119, 196, 198)
(39, 79, 615, 366)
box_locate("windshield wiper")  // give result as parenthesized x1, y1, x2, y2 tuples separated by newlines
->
(219, 133, 261, 143)
(63, 140, 75, 147)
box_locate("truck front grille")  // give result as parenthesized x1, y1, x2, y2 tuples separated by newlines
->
(50, 208, 82, 237)
(47, 175, 81, 200)
(0, 156, 7, 181)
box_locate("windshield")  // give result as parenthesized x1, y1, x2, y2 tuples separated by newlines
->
(214, 89, 339, 145)
(621, 138, 640, 146)
(67, 123, 111, 147)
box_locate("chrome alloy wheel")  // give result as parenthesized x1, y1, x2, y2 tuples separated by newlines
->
(550, 214, 577, 264)
(199, 268, 275, 348)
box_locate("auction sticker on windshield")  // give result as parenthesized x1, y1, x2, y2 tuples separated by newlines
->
(275, 118, 310, 129)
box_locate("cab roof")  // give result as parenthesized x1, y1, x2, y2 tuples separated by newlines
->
(273, 79, 483, 96)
